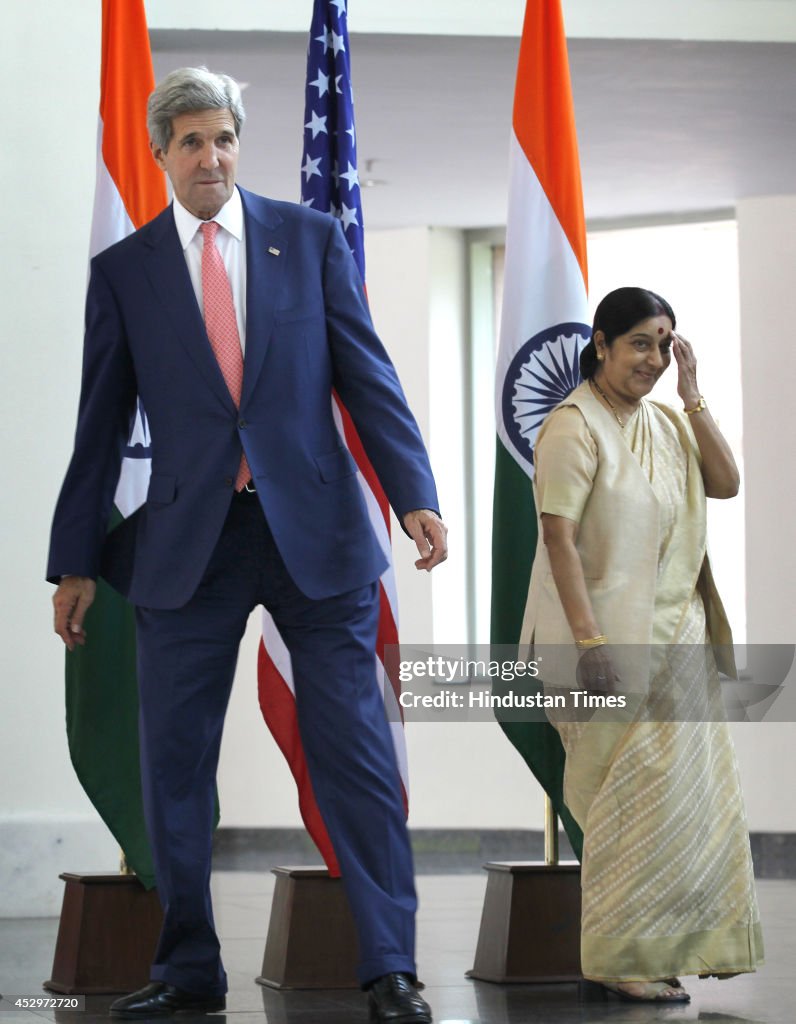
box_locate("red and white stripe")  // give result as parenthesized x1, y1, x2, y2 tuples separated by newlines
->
(257, 395, 407, 875)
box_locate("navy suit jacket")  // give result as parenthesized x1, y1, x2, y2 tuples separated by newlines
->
(47, 187, 439, 608)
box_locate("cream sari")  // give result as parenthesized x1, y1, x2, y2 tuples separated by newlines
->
(534, 397, 763, 982)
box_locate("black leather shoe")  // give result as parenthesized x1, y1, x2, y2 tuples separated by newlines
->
(367, 972, 432, 1023)
(109, 982, 226, 1017)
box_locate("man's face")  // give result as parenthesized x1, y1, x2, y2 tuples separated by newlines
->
(151, 108, 240, 220)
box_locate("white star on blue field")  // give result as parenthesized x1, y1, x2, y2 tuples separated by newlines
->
(300, 0, 366, 279)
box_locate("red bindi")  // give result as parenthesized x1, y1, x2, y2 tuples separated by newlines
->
(658, 327, 664, 334)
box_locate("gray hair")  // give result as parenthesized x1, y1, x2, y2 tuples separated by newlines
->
(147, 67, 246, 151)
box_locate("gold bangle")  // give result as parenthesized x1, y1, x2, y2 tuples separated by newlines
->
(575, 634, 608, 650)
(684, 396, 706, 415)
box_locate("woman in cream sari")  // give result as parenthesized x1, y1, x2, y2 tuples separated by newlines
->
(522, 287, 763, 1002)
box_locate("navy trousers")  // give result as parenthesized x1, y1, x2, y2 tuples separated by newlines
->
(135, 490, 417, 994)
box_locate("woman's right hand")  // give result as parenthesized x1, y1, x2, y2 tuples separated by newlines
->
(576, 644, 620, 693)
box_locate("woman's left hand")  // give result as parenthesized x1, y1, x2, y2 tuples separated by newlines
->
(672, 332, 701, 409)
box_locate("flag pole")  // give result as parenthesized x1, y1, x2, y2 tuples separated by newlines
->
(544, 794, 559, 865)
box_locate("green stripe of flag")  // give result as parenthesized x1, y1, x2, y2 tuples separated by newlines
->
(65, 511, 156, 887)
(491, 438, 583, 859)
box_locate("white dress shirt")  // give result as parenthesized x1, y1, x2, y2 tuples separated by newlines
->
(172, 186, 247, 353)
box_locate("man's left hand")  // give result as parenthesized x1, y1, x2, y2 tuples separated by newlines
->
(403, 509, 448, 572)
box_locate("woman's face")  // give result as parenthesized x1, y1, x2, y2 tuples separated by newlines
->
(595, 314, 673, 402)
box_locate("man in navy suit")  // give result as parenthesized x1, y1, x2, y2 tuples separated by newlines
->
(49, 67, 445, 1023)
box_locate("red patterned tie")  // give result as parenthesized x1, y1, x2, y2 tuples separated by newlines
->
(201, 221, 250, 491)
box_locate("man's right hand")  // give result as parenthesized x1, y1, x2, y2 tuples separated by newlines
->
(53, 577, 97, 651)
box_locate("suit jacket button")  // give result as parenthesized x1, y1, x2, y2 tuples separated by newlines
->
(238, 418, 247, 428)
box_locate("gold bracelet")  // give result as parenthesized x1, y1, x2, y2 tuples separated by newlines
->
(684, 396, 706, 415)
(575, 634, 608, 650)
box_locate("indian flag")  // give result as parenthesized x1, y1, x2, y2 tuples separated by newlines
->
(491, 0, 590, 856)
(65, 0, 167, 887)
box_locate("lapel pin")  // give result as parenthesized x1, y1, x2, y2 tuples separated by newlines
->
(268, 246, 281, 256)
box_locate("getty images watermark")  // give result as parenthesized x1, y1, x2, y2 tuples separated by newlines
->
(396, 654, 625, 711)
(382, 644, 796, 723)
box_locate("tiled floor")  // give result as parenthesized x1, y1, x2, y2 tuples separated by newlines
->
(0, 872, 792, 1023)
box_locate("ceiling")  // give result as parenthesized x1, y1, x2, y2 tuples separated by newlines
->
(151, 30, 796, 230)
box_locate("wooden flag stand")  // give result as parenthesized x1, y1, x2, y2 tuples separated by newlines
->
(256, 867, 360, 989)
(43, 859, 162, 995)
(467, 797, 582, 983)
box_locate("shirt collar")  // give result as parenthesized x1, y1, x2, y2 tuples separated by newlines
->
(172, 186, 244, 250)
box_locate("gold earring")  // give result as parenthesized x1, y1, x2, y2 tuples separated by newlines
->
(597, 353, 604, 361)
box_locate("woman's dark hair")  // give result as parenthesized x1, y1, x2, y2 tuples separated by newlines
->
(580, 287, 676, 380)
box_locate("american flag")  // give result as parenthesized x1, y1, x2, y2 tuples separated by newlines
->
(300, 0, 365, 278)
(257, 0, 408, 876)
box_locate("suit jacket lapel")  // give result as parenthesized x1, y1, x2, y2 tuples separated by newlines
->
(239, 188, 289, 410)
(141, 207, 238, 414)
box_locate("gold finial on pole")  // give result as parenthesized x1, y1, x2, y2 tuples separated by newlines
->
(119, 849, 134, 875)
(544, 794, 559, 865)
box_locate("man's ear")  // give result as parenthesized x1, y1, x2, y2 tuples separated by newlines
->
(150, 140, 167, 170)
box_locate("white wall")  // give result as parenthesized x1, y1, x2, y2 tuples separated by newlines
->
(737, 196, 796, 646)
(144, 0, 796, 42)
(733, 195, 796, 832)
